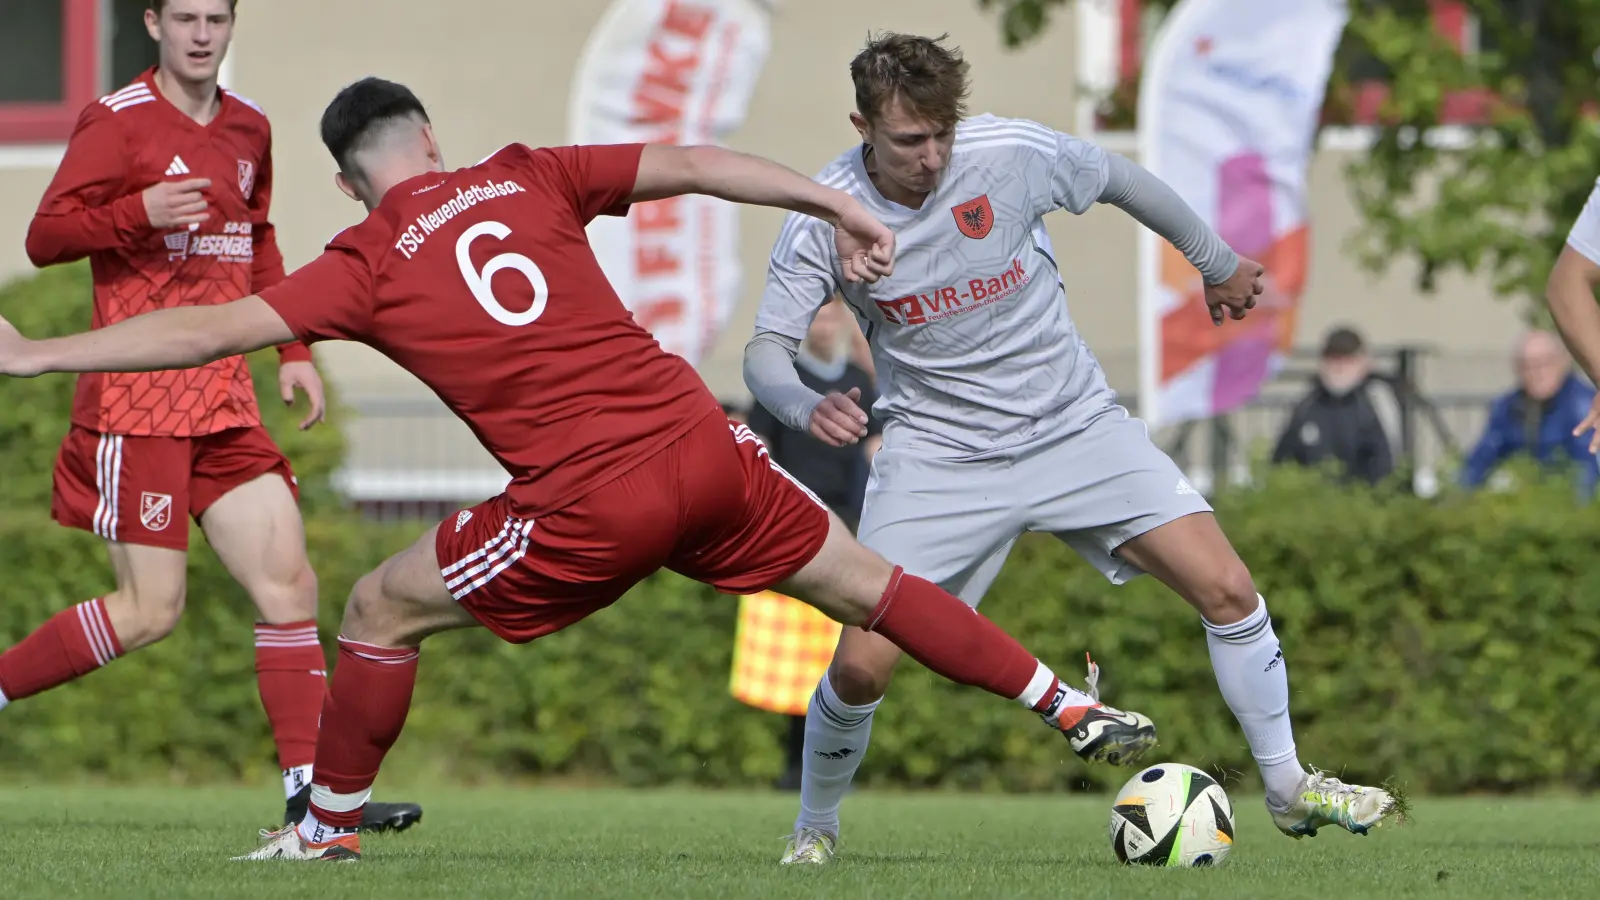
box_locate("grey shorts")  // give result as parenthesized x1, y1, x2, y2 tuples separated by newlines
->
(856, 407, 1213, 606)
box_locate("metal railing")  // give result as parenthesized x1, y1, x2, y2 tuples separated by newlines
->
(331, 344, 1508, 519)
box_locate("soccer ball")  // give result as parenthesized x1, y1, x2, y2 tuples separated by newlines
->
(1108, 763, 1235, 867)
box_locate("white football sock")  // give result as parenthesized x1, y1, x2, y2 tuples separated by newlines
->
(283, 764, 313, 800)
(0, 685, 9, 712)
(295, 785, 369, 843)
(795, 673, 879, 838)
(1015, 660, 1098, 722)
(1203, 595, 1306, 808)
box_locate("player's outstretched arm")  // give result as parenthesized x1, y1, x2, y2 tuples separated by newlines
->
(1547, 245, 1600, 451)
(0, 297, 293, 379)
(1091, 154, 1263, 324)
(632, 145, 895, 283)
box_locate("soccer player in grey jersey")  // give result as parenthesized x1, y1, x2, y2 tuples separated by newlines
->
(745, 33, 1401, 865)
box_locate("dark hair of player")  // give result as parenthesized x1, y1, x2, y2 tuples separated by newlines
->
(849, 32, 971, 129)
(318, 77, 432, 177)
(147, 0, 239, 12)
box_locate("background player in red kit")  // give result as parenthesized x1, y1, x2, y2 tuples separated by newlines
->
(0, 77, 1158, 862)
(3, 0, 420, 833)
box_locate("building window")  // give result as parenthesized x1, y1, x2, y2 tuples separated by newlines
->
(0, 0, 68, 104)
(108, 0, 160, 89)
(0, 0, 164, 144)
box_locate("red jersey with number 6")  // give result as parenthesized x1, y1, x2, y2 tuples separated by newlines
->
(258, 142, 718, 517)
(26, 68, 304, 438)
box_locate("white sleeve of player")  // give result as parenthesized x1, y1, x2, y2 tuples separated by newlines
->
(1566, 178, 1600, 265)
(753, 213, 840, 340)
(1010, 120, 1112, 218)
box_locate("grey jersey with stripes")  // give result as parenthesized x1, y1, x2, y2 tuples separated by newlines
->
(755, 114, 1136, 456)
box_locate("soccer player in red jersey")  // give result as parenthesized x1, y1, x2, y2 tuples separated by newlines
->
(0, 77, 1157, 862)
(5, 0, 420, 833)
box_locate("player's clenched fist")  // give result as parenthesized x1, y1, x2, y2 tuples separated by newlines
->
(809, 386, 870, 446)
(833, 198, 896, 284)
(143, 177, 212, 229)
(1204, 255, 1265, 326)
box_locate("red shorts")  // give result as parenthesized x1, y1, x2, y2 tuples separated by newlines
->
(51, 425, 299, 551)
(436, 414, 831, 644)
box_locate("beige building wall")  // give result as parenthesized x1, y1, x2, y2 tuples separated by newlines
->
(0, 0, 1525, 487)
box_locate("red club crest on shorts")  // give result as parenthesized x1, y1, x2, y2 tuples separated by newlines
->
(140, 491, 173, 532)
(238, 160, 256, 200)
(951, 194, 993, 239)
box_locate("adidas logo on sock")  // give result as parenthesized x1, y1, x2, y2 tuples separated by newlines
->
(814, 747, 855, 760)
(165, 155, 190, 176)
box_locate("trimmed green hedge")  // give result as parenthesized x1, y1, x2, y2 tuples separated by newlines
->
(3, 265, 1599, 794)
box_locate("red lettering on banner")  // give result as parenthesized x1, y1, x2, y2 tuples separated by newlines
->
(624, 1, 716, 339)
(637, 197, 682, 231)
(635, 244, 680, 277)
(630, 1, 712, 135)
(636, 297, 687, 332)
(662, 0, 713, 39)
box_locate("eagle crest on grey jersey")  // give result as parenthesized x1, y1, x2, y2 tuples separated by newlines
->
(756, 114, 1120, 456)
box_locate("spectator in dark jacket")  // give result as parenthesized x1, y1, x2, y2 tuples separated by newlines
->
(1461, 330, 1599, 495)
(747, 298, 882, 531)
(1273, 326, 1403, 485)
(744, 297, 880, 792)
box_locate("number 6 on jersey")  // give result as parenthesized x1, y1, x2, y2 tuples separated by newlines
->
(456, 220, 549, 327)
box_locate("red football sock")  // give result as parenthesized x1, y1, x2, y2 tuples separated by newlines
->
(0, 599, 123, 703)
(865, 567, 1052, 703)
(305, 637, 419, 829)
(254, 621, 328, 772)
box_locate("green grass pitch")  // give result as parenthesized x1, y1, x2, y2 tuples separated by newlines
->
(0, 785, 1593, 899)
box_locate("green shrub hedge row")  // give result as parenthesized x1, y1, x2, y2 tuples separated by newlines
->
(4, 265, 1597, 794)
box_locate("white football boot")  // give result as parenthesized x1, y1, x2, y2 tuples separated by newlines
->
(1270, 769, 1405, 837)
(779, 826, 837, 865)
(232, 824, 361, 861)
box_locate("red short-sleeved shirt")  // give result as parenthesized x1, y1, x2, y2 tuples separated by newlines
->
(259, 142, 719, 517)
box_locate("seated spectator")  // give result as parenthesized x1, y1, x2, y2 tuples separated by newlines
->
(1272, 326, 1403, 485)
(1461, 330, 1599, 495)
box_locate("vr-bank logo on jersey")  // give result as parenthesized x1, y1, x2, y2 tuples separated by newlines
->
(873, 259, 1030, 325)
(140, 492, 173, 532)
(951, 194, 993, 239)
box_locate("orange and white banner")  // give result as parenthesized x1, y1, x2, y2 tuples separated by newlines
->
(1136, 0, 1347, 427)
(569, 0, 776, 368)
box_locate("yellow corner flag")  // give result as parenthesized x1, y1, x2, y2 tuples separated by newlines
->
(730, 590, 843, 716)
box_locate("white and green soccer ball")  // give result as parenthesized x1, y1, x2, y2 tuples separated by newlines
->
(1109, 762, 1235, 867)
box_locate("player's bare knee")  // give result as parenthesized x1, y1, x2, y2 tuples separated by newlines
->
(252, 563, 318, 624)
(830, 653, 894, 705)
(105, 582, 187, 649)
(339, 571, 393, 644)
(342, 568, 437, 647)
(1190, 562, 1259, 625)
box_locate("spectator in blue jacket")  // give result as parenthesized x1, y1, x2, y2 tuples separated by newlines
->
(1461, 330, 1599, 495)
